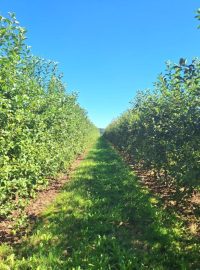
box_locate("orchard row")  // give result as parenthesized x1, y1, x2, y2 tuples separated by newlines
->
(0, 14, 98, 217)
(104, 59, 200, 199)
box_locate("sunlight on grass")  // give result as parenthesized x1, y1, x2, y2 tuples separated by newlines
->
(0, 138, 199, 269)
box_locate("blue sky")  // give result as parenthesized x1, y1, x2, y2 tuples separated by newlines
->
(1, 1, 200, 127)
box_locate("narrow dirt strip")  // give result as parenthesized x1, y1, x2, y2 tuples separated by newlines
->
(0, 150, 88, 244)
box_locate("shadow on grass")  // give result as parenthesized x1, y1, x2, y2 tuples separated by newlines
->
(12, 138, 199, 269)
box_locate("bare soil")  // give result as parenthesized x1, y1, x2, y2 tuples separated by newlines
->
(0, 151, 87, 244)
(132, 164, 200, 237)
(108, 143, 199, 237)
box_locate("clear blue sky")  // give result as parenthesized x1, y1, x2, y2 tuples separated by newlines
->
(1, 1, 200, 127)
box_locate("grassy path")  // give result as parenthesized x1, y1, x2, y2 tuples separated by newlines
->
(1, 138, 199, 269)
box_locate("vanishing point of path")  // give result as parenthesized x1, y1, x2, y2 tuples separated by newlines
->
(4, 138, 199, 269)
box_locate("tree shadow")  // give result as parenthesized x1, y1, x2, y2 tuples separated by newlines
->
(14, 138, 199, 269)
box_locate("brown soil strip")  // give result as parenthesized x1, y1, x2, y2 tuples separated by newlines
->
(0, 150, 88, 245)
(110, 144, 200, 238)
(133, 164, 200, 237)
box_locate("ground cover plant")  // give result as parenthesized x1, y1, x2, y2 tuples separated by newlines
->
(0, 138, 199, 269)
(0, 13, 99, 218)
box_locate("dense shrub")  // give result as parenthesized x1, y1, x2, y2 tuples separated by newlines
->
(0, 13, 99, 217)
(104, 59, 200, 199)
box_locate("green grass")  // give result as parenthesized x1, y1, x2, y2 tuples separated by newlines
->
(1, 138, 199, 269)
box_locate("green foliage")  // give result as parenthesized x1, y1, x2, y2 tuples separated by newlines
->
(104, 60, 200, 199)
(0, 13, 99, 217)
(195, 8, 200, 28)
(1, 138, 199, 269)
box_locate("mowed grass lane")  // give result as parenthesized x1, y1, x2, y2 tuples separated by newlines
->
(1, 138, 199, 269)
